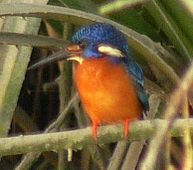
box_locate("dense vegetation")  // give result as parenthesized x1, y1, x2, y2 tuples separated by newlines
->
(0, 0, 192, 169)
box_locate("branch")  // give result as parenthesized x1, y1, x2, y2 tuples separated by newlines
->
(0, 119, 192, 156)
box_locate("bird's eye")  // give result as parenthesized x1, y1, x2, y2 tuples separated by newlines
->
(79, 40, 87, 49)
(66, 40, 88, 53)
(98, 44, 124, 57)
(66, 44, 81, 52)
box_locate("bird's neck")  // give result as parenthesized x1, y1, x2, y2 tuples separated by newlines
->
(74, 57, 129, 90)
(76, 57, 122, 73)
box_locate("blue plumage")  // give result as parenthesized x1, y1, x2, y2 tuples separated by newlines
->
(72, 23, 128, 54)
(72, 23, 149, 111)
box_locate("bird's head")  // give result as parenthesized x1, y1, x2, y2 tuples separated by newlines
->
(28, 23, 131, 70)
(67, 23, 129, 64)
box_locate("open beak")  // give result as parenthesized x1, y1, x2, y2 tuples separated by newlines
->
(28, 43, 84, 70)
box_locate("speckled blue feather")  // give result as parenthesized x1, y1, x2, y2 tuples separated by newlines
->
(72, 23, 149, 111)
(72, 23, 128, 54)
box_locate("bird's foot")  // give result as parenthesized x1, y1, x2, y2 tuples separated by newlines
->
(124, 119, 130, 138)
(92, 120, 100, 140)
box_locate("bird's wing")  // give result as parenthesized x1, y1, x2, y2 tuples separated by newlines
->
(124, 55, 149, 112)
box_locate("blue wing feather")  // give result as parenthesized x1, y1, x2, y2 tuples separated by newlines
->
(124, 51, 149, 111)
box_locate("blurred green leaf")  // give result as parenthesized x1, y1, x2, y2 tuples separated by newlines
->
(145, 0, 193, 61)
(100, 0, 150, 14)
(50, 0, 98, 13)
(48, 0, 98, 38)
(109, 9, 161, 41)
(162, 0, 193, 45)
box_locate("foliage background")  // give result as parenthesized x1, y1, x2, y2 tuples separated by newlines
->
(0, 0, 192, 170)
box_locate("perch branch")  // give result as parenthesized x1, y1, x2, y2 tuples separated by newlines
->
(0, 119, 192, 156)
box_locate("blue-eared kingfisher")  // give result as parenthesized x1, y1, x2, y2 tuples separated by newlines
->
(29, 23, 149, 139)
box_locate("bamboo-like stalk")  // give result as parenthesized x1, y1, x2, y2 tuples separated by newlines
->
(0, 0, 48, 138)
(107, 140, 128, 170)
(140, 61, 193, 170)
(0, 32, 67, 48)
(121, 94, 161, 170)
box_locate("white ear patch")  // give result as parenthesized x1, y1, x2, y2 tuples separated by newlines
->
(98, 44, 124, 57)
(67, 56, 84, 64)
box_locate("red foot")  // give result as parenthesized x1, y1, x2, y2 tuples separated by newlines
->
(124, 119, 130, 138)
(92, 120, 99, 140)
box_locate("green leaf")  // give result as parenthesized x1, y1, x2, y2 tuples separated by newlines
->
(0, 0, 49, 138)
(162, 0, 193, 45)
(145, 0, 193, 61)
(109, 9, 161, 41)
(99, 0, 150, 14)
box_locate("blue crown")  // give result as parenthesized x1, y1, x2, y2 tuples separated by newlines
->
(72, 23, 129, 54)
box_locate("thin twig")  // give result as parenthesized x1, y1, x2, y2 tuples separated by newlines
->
(51, 21, 72, 170)
(107, 140, 128, 170)
(121, 94, 161, 170)
(182, 96, 193, 170)
(15, 93, 78, 169)
(46, 93, 79, 132)
(14, 106, 58, 168)
(14, 106, 38, 132)
(121, 141, 145, 170)
(73, 94, 107, 169)
(81, 148, 91, 170)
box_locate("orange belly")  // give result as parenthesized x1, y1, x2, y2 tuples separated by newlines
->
(75, 57, 142, 124)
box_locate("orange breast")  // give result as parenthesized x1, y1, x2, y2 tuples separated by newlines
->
(75, 57, 142, 124)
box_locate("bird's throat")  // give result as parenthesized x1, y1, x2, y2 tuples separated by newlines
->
(68, 56, 84, 64)
(74, 57, 142, 123)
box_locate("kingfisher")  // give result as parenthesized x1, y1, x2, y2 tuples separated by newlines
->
(29, 23, 149, 139)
